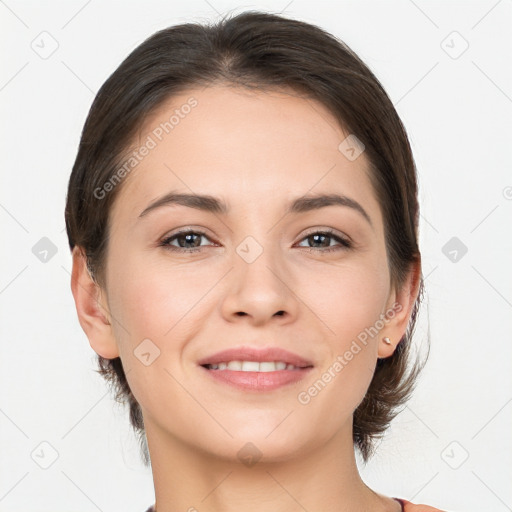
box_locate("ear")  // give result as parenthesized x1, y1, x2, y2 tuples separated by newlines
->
(378, 258, 422, 359)
(70, 246, 120, 359)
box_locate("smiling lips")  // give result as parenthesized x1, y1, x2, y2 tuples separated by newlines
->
(198, 347, 314, 391)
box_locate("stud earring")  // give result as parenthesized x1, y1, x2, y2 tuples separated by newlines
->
(382, 337, 392, 345)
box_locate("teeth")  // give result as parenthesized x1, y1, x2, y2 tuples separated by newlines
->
(207, 361, 298, 372)
(259, 362, 277, 372)
(242, 361, 260, 372)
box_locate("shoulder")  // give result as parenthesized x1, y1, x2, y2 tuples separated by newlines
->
(398, 498, 447, 511)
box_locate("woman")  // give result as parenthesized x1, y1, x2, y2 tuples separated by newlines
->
(65, 10, 445, 512)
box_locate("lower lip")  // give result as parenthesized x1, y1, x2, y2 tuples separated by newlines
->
(200, 366, 313, 391)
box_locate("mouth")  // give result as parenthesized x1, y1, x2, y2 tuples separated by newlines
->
(198, 347, 314, 391)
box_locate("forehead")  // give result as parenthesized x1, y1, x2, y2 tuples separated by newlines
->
(110, 84, 379, 224)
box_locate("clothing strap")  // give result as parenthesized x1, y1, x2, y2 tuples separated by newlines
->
(393, 497, 406, 511)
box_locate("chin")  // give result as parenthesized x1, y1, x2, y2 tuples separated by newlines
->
(213, 424, 314, 464)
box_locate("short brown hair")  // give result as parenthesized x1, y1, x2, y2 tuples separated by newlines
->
(65, 10, 427, 464)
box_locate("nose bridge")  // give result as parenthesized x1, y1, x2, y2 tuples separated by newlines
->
(231, 201, 282, 273)
(235, 231, 284, 293)
(221, 228, 296, 322)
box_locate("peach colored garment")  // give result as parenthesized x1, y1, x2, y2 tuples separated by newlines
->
(395, 497, 446, 511)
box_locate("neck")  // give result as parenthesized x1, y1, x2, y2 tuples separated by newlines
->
(144, 418, 396, 512)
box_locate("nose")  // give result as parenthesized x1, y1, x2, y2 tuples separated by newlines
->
(219, 240, 299, 327)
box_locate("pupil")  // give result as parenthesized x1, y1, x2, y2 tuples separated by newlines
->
(182, 233, 199, 248)
(311, 234, 328, 247)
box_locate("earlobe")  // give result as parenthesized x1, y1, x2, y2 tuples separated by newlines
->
(378, 259, 422, 359)
(377, 335, 397, 359)
(70, 246, 120, 359)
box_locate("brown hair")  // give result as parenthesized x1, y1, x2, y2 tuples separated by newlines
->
(65, 10, 427, 464)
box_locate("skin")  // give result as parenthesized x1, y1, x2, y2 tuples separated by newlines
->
(71, 85, 421, 512)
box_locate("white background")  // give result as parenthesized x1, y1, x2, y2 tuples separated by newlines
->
(1, 1, 511, 511)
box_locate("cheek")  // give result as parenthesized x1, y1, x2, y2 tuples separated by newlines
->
(299, 256, 390, 348)
(107, 250, 211, 345)
(295, 257, 389, 407)
(104, 253, 212, 420)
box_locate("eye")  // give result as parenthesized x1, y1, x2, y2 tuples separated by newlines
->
(296, 229, 352, 253)
(159, 228, 352, 254)
(159, 229, 215, 253)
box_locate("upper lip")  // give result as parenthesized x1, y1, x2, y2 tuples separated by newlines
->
(198, 347, 314, 368)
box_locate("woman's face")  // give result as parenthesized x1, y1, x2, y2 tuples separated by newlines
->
(93, 85, 407, 461)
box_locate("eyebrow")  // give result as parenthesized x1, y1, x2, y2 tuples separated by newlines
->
(138, 191, 372, 226)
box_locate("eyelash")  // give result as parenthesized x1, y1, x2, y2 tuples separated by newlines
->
(159, 228, 352, 254)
